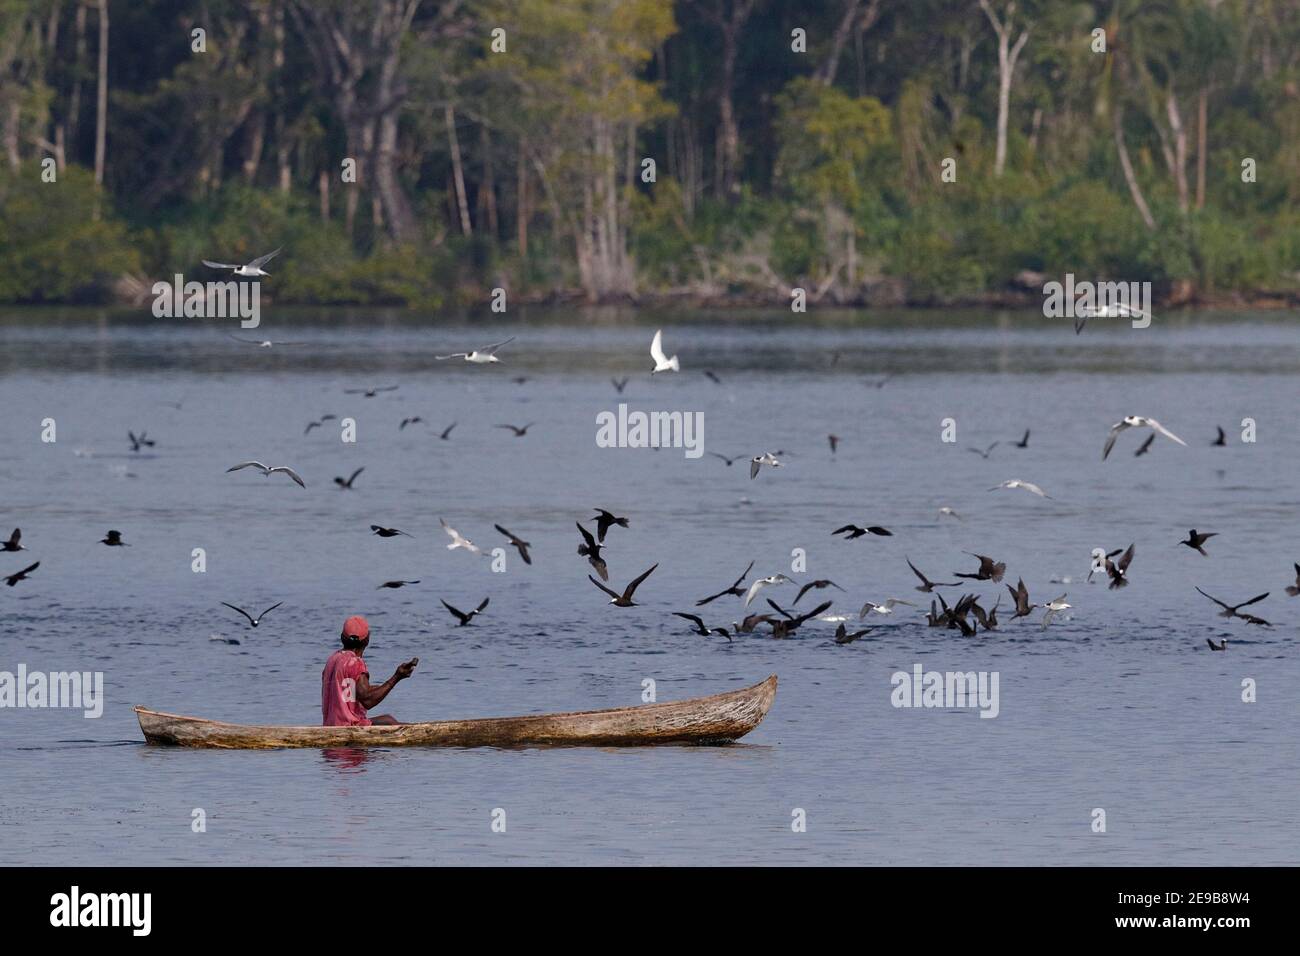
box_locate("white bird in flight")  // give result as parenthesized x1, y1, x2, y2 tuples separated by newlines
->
(435, 337, 515, 363)
(989, 479, 1053, 499)
(744, 574, 793, 607)
(650, 329, 679, 374)
(1041, 594, 1072, 629)
(228, 334, 302, 348)
(203, 248, 281, 277)
(440, 518, 483, 555)
(1102, 416, 1187, 460)
(225, 461, 305, 487)
(860, 598, 915, 617)
(750, 452, 782, 479)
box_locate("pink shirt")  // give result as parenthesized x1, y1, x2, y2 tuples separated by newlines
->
(321, 649, 372, 727)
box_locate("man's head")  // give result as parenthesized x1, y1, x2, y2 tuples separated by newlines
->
(341, 615, 370, 652)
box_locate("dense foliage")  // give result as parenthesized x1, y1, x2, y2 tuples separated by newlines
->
(1, 0, 1298, 305)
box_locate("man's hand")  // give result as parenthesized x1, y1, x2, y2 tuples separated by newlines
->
(395, 658, 419, 680)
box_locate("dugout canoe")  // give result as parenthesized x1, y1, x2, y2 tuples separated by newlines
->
(134, 675, 777, 749)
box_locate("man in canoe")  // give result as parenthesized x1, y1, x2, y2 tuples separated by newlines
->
(321, 615, 418, 726)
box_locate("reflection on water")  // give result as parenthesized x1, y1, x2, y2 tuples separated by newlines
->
(1, 307, 1297, 865)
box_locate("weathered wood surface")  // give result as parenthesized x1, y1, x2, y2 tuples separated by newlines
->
(136, 675, 777, 749)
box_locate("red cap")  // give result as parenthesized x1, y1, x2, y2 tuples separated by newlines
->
(342, 615, 370, 640)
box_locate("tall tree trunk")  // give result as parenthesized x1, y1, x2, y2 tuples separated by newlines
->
(69, 4, 85, 152)
(445, 105, 472, 236)
(1113, 105, 1156, 230)
(978, 0, 1029, 177)
(516, 139, 529, 256)
(1165, 92, 1189, 213)
(1195, 87, 1208, 210)
(318, 168, 330, 221)
(479, 125, 497, 238)
(94, 0, 108, 187)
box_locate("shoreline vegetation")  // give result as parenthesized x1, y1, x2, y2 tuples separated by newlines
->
(3, 2, 1299, 311)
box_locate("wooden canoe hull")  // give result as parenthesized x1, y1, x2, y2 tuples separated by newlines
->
(135, 675, 777, 749)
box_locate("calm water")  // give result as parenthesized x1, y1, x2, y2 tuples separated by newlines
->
(1, 306, 1297, 866)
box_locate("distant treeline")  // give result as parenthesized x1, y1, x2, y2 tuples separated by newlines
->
(2, 0, 1299, 307)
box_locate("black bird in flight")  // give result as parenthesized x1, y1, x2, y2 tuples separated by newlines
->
(1180, 529, 1218, 557)
(334, 468, 364, 490)
(706, 452, 743, 467)
(695, 560, 754, 606)
(828, 434, 840, 454)
(345, 385, 399, 398)
(575, 522, 608, 581)
(793, 579, 845, 604)
(1011, 430, 1030, 449)
(495, 423, 535, 437)
(589, 564, 658, 607)
(1106, 544, 1136, 590)
(438, 422, 457, 440)
(611, 377, 629, 394)
(128, 430, 155, 452)
(370, 525, 411, 538)
(970, 596, 1000, 632)
(1286, 563, 1300, 597)
(832, 524, 892, 539)
(593, 509, 629, 542)
(967, 442, 998, 459)
(441, 597, 489, 626)
(221, 601, 282, 627)
(834, 622, 874, 645)
(672, 612, 732, 640)
(100, 530, 129, 547)
(1195, 587, 1271, 626)
(1133, 433, 1156, 457)
(1, 528, 24, 552)
(955, 552, 1005, 583)
(399, 416, 424, 430)
(1212, 426, 1227, 446)
(4, 561, 39, 587)
(1006, 578, 1036, 619)
(906, 557, 958, 593)
(494, 525, 532, 565)
(765, 599, 832, 639)
(377, 579, 420, 590)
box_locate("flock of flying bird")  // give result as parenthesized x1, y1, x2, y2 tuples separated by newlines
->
(6, 306, 1296, 653)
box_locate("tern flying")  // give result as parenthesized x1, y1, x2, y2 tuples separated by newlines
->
(989, 479, 1052, 499)
(1207, 638, 1227, 651)
(1041, 594, 1071, 629)
(860, 598, 914, 617)
(494, 525, 532, 565)
(221, 601, 282, 627)
(695, 560, 754, 605)
(1102, 416, 1187, 460)
(749, 452, 782, 479)
(202, 247, 281, 277)
(226, 461, 306, 487)
(441, 597, 489, 626)
(967, 442, 999, 459)
(744, 574, 793, 607)
(440, 519, 483, 555)
(1180, 529, 1218, 557)
(436, 337, 515, 363)
(649, 329, 679, 374)
(589, 564, 658, 607)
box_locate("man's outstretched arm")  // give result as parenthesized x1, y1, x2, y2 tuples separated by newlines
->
(355, 658, 418, 709)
